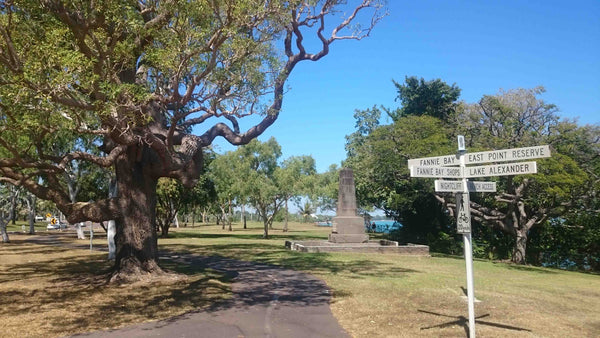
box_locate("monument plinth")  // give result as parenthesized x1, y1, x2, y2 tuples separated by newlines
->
(285, 168, 429, 255)
(329, 169, 369, 243)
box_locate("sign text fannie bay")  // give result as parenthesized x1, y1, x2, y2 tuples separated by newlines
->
(417, 156, 458, 167)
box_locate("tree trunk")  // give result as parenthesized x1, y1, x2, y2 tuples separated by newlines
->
(258, 205, 269, 239)
(0, 216, 9, 243)
(9, 188, 19, 225)
(173, 210, 179, 228)
(10, 204, 16, 225)
(66, 173, 85, 239)
(26, 193, 36, 234)
(221, 205, 227, 230)
(111, 149, 163, 282)
(75, 223, 85, 239)
(228, 198, 232, 231)
(161, 223, 170, 237)
(512, 229, 528, 264)
(28, 210, 35, 234)
(283, 198, 289, 232)
(107, 176, 117, 260)
(1, 225, 9, 243)
(107, 220, 116, 260)
(242, 204, 247, 229)
(263, 218, 269, 239)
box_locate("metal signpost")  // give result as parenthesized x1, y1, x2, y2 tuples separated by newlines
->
(408, 138, 550, 338)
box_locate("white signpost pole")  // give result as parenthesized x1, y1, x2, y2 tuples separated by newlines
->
(457, 136, 476, 338)
(408, 142, 550, 338)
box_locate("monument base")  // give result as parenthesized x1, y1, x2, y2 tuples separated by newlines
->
(331, 215, 364, 234)
(328, 233, 369, 243)
(286, 240, 430, 255)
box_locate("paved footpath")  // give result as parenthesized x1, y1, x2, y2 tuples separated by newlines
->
(27, 235, 349, 338)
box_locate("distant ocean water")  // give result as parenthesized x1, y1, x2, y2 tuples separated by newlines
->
(369, 220, 402, 233)
(315, 220, 402, 233)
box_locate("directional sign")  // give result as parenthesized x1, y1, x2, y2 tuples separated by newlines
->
(408, 140, 549, 338)
(434, 180, 463, 192)
(468, 181, 497, 192)
(464, 145, 550, 165)
(456, 193, 471, 234)
(464, 161, 537, 178)
(410, 166, 462, 178)
(409, 145, 550, 168)
(407, 154, 459, 168)
(435, 180, 497, 192)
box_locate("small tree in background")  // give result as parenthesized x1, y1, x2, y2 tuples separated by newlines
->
(277, 156, 316, 231)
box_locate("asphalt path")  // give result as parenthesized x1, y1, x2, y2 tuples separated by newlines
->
(25, 234, 350, 338)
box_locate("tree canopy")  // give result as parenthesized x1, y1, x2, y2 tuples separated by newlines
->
(389, 76, 461, 121)
(346, 80, 600, 269)
(0, 0, 385, 281)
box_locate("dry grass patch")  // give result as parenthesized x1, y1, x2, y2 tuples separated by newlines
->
(2, 222, 599, 337)
(162, 223, 600, 337)
(316, 254, 600, 337)
(0, 234, 231, 338)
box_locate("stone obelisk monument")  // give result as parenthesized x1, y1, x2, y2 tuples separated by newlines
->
(329, 168, 369, 243)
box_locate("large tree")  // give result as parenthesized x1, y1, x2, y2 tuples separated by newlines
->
(0, 1, 385, 281)
(527, 121, 600, 269)
(441, 87, 587, 264)
(347, 82, 595, 264)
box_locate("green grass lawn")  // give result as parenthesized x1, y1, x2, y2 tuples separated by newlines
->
(1, 220, 599, 337)
(5, 221, 49, 233)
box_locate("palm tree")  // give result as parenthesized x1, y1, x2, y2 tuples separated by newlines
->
(297, 201, 314, 223)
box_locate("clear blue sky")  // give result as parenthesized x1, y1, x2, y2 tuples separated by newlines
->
(213, 0, 600, 173)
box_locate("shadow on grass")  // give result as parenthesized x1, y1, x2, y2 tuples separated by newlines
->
(431, 253, 562, 275)
(502, 264, 559, 274)
(163, 242, 420, 279)
(0, 245, 73, 256)
(6, 232, 420, 336)
(430, 252, 464, 260)
(431, 252, 491, 263)
(166, 231, 326, 241)
(0, 247, 230, 337)
(418, 309, 531, 336)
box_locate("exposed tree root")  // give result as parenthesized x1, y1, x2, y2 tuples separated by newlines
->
(108, 258, 187, 284)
